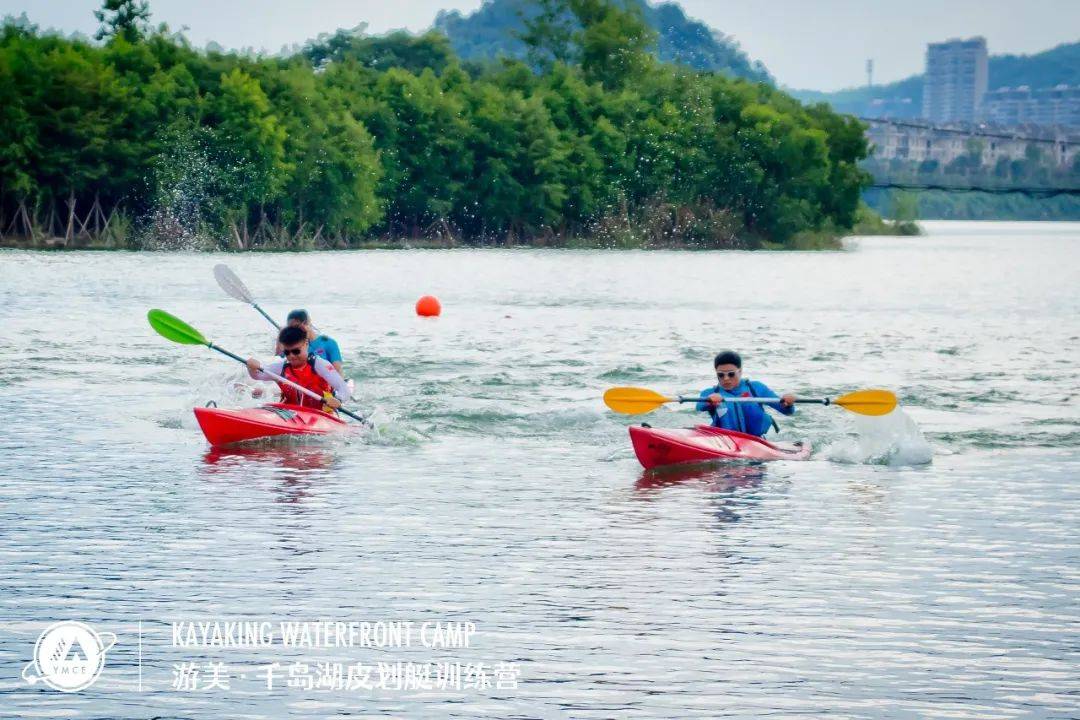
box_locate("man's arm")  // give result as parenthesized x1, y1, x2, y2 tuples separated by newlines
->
(752, 381, 796, 415)
(695, 388, 725, 421)
(246, 358, 286, 381)
(314, 357, 351, 403)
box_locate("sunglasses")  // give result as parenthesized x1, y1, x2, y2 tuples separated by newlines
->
(284, 347, 305, 356)
(716, 370, 739, 379)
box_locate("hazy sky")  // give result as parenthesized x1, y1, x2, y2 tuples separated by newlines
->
(5, 0, 1078, 90)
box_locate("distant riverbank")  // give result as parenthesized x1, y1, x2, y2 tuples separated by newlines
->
(0, 229, 910, 252)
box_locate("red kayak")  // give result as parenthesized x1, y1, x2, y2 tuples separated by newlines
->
(193, 403, 349, 446)
(629, 424, 811, 470)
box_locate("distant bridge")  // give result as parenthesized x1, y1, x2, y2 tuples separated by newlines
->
(860, 118, 1080, 197)
(866, 181, 1080, 197)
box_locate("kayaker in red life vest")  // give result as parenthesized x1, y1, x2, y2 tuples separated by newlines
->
(246, 325, 351, 412)
(696, 350, 796, 437)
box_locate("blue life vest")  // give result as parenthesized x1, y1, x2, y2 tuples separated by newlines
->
(696, 379, 793, 437)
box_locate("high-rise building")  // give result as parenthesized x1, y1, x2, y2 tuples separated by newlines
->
(922, 37, 989, 123)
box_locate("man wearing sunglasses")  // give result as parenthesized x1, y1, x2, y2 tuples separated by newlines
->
(274, 309, 344, 374)
(247, 325, 351, 412)
(695, 350, 795, 437)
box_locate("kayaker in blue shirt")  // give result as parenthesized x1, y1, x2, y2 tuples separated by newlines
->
(696, 350, 796, 437)
(275, 309, 343, 373)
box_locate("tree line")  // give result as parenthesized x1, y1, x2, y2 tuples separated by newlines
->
(0, 0, 871, 249)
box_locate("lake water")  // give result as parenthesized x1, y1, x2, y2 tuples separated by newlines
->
(0, 221, 1077, 718)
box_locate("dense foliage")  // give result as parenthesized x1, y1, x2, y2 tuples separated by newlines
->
(864, 187, 1080, 221)
(0, 0, 868, 249)
(435, 0, 771, 82)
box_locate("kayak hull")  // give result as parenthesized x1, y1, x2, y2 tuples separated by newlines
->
(193, 403, 348, 446)
(629, 424, 811, 470)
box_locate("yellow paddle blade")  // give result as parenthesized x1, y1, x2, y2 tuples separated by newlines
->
(833, 389, 898, 416)
(603, 387, 677, 415)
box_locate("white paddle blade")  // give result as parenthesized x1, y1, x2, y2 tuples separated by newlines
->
(213, 264, 255, 304)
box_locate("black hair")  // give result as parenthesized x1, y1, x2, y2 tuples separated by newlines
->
(278, 325, 308, 346)
(286, 309, 309, 323)
(713, 350, 742, 368)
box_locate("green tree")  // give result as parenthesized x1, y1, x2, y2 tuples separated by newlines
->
(94, 0, 151, 44)
(345, 66, 471, 232)
(805, 104, 871, 229)
(203, 68, 290, 243)
(568, 0, 657, 90)
(517, 0, 576, 71)
(264, 64, 383, 241)
(304, 29, 454, 75)
(462, 82, 568, 235)
(0, 24, 39, 206)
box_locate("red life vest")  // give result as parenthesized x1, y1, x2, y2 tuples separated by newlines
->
(279, 354, 331, 409)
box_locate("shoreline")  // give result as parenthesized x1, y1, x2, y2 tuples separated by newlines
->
(0, 223, 920, 253)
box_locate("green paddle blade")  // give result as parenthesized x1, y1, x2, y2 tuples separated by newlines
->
(833, 389, 898, 416)
(147, 309, 208, 346)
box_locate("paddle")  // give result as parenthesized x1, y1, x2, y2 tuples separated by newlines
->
(604, 386, 897, 417)
(148, 309, 365, 424)
(213, 264, 281, 330)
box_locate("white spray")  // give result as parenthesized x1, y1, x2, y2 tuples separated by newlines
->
(823, 408, 933, 466)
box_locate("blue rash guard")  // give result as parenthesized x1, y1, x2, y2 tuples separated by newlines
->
(695, 379, 795, 437)
(307, 335, 342, 365)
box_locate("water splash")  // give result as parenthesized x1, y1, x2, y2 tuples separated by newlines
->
(140, 124, 218, 251)
(823, 408, 933, 466)
(355, 406, 428, 446)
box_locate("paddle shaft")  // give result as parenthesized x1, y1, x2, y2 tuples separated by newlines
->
(678, 396, 828, 406)
(250, 302, 323, 336)
(251, 303, 280, 331)
(205, 342, 365, 424)
(254, 303, 322, 337)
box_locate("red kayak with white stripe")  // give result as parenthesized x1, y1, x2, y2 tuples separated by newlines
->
(193, 403, 349, 446)
(629, 424, 811, 470)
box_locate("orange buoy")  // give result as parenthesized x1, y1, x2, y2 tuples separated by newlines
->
(415, 295, 441, 317)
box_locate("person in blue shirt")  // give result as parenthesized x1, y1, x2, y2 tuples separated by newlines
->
(696, 350, 796, 437)
(275, 309, 343, 373)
